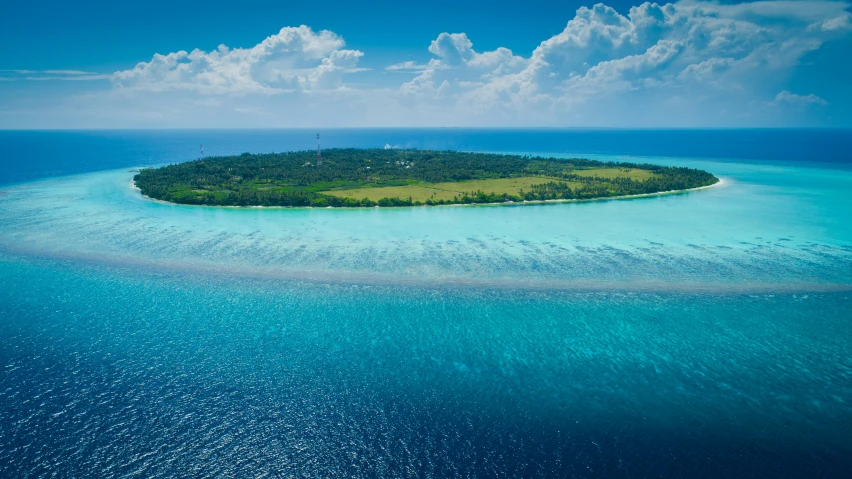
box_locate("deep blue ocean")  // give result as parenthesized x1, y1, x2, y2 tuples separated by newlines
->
(2, 128, 852, 186)
(1, 129, 851, 477)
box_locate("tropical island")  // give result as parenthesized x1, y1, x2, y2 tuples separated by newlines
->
(133, 148, 719, 207)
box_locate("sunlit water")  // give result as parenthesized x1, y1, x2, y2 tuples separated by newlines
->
(1, 130, 851, 477)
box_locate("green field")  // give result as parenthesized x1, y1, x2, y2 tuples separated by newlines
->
(570, 168, 657, 180)
(323, 176, 580, 202)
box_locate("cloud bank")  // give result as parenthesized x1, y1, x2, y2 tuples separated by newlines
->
(394, 1, 851, 125)
(112, 26, 366, 93)
(4, 1, 851, 127)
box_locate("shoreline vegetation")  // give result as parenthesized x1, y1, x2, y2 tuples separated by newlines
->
(133, 149, 719, 208)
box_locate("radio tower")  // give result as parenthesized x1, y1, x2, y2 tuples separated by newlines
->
(200, 144, 204, 159)
(316, 133, 322, 167)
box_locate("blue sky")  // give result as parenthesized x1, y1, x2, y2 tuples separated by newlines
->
(1, 0, 851, 128)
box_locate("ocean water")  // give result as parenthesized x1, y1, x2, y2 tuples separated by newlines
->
(1, 129, 851, 477)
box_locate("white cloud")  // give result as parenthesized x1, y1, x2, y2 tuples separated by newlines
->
(692, 0, 851, 23)
(810, 12, 852, 31)
(6, 1, 851, 128)
(398, 32, 527, 104)
(467, 47, 527, 72)
(428, 33, 474, 64)
(421, 33, 526, 71)
(770, 90, 828, 108)
(43, 70, 97, 75)
(112, 25, 365, 93)
(560, 39, 685, 97)
(385, 61, 431, 71)
(391, 0, 852, 125)
(0, 69, 107, 81)
(25, 75, 111, 81)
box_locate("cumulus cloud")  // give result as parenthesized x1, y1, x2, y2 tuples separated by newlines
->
(7, 1, 851, 128)
(423, 33, 526, 71)
(112, 25, 365, 93)
(428, 33, 474, 64)
(393, 0, 852, 125)
(399, 32, 527, 103)
(560, 39, 685, 97)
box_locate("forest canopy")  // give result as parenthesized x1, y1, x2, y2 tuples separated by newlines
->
(133, 148, 719, 207)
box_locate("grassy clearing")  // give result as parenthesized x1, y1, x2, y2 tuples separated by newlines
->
(324, 185, 455, 202)
(322, 176, 582, 202)
(177, 168, 657, 204)
(427, 177, 578, 194)
(323, 169, 655, 202)
(571, 167, 656, 180)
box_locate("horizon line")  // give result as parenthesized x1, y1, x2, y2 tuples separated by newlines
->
(2, 126, 851, 132)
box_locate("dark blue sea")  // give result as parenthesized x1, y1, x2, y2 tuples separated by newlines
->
(2, 128, 851, 186)
(1, 129, 851, 477)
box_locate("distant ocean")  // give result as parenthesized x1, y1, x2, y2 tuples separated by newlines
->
(1, 129, 851, 477)
(1, 128, 851, 186)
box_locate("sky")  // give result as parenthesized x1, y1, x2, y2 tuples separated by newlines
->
(1, 0, 851, 128)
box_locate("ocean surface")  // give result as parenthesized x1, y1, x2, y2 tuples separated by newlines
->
(1, 129, 851, 477)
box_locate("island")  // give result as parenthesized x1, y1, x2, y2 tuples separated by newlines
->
(133, 149, 719, 207)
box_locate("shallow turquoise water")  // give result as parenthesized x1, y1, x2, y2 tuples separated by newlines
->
(1, 132, 852, 476)
(1, 156, 851, 289)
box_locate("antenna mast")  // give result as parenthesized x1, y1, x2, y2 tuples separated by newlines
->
(200, 144, 204, 159)
(316, 133, 322, 167)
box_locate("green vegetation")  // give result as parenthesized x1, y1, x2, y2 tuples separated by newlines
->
(324, 176, 581, 203)
(133, 148, 718, 207)
(570, 167, 656, 181)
